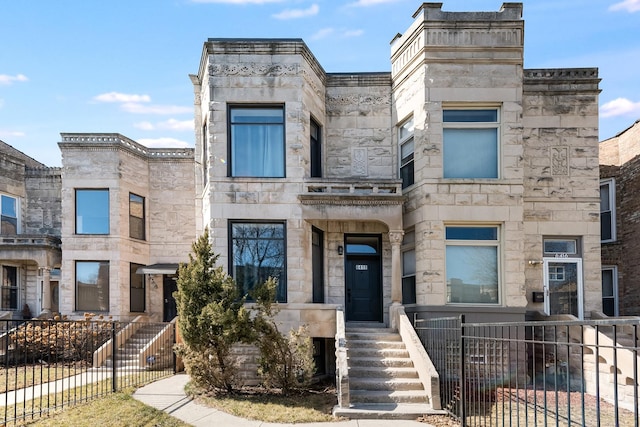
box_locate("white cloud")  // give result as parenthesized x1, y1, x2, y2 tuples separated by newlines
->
(137, 137, 192, 148)
(348, 0, 400, 6)
(93, 92, 151, 103)
(0, 74, 28, 85)
(134, 121, 155, 131)
(311, 28, 335, 40)
(160, 119, 194, 131)
(135, 119, 194, 131)
(121, 103, 192, 115)
(343, 29, 364, 38)
(191, 0, 282, 4)
(0, 130, 26, 138)
(272, 3, 319, 19)
(609, 0, 640, 12)
(600, 98, 640, 118)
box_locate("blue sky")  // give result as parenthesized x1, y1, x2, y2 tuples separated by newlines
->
(1, 0, 639, 167)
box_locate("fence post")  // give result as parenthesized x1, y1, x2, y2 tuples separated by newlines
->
(111, 322, 117, 392)
(459, 314, 466, 427)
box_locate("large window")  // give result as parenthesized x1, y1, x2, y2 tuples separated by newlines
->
(600, 178, 616, 242)
(1, 266, 18, 310)
(402, 230, 416, 304)
(443, 109, 499, 179)
(129, 193, 145, 240)
(446, 226, 499, 304)
(229, 106, 285, 177)
(76, 189, 109, 234)
(1, 195, 18, 234)
(399, 117, 415, 189)
(75, 261, 109, 312)
(230, 221, 286, 302)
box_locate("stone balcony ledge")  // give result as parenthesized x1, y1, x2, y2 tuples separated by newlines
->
(299, 178, 405, 206)
(0, 234, 61, 249)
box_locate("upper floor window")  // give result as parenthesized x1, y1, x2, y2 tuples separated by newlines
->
(230, 221, 286, 302)
(76, 189, 109, 235)
(443, 108, 499, 179)
(310, 118, 322, 178)
(445, 226, 499, 304)
(229, 106, 285, 178)
(600, 178, 616, 242)
(399, 117, 415, 189)
(1, 195, 18, 234)
(129, 193, 145, 240)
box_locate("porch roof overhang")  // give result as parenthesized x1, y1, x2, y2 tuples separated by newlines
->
(298, 179, 405, 231)
(0, 235, 62, 267)
(136, 263, 180, 275)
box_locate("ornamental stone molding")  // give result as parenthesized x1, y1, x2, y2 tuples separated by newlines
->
(551, 147, 569, 176)
(209, 63, 299, 77)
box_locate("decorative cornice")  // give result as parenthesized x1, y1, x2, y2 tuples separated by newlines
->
(59, 134, 194, 161)
(209, 63, 299, 77)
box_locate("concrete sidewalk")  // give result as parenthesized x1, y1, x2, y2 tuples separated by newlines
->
(133, 373, 435, 427)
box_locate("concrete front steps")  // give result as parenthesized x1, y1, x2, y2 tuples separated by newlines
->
(104, 323, 167, 369)
(333, 326, 444, 420)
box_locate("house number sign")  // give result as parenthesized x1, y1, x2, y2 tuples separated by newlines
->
(554, 253, 569, 258)
(356, 264, 368, 270)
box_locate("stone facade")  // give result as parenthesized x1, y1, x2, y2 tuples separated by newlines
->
(599, 120, 640, 316)
(0, 3, 603, 333)
(0, 141, 62, 318)
(57, 134, 195, 321)
(190, 1, 601, 332)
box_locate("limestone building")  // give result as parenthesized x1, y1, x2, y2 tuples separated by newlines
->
(189, 0, 601, 342)
(599, 119, 640, 317)
(0, 141, 61, 318)
(56, 135, 196, 321)
(1, 3, 602, 339)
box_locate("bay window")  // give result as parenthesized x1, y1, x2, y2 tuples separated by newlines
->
(76, 189, 109, 234)
(230, 221, 286, 302)
(443, 108, 499, 179)
(76, 261, 109, 311)
(229, 106, 285, 177)
(446, 226, 499, 304)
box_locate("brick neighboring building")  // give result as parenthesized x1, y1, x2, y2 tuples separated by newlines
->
(599, 119, 640, 316)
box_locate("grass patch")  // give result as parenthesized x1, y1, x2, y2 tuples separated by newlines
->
(187, 381, 339, 423)
(0, 364, 83, 393)
(23, 391, 190, 427)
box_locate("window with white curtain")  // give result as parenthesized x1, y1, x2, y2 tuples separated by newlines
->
(229, 106, 285, 177)
(443, 109, 499, 179)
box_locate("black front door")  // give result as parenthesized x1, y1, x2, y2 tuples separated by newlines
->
(345, 234, 382, 322)
(346, 257, 381, 321)
(163, 275, 178, 322)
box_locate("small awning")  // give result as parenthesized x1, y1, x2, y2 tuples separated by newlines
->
(136, 263, 180, 275)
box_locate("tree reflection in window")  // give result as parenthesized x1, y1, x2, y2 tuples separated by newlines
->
(230, 222, 286, 302)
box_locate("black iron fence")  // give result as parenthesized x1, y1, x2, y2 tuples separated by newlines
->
(413, 315, 640, 427)
(0, 318, 176, 426)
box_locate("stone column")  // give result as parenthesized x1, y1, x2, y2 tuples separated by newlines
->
(389, 230, 405, 305)
(40, 267, 52, 316)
